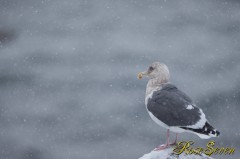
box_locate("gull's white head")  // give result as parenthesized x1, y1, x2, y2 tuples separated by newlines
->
(138, 62, 170, 83)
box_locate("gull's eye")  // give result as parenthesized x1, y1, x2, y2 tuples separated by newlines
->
(149, 66, 154, 71)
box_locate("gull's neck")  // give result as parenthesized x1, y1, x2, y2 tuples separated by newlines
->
(145, 77, 169, 98)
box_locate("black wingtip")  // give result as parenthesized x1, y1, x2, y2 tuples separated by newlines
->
(180, 122, 220, 138)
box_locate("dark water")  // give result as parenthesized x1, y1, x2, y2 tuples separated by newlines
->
(0, 0, 240, 159)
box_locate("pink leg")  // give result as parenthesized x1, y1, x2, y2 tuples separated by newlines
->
(166, 129, 170, 145)
(170, 133, 178, 145)
(154, 129, 170, 151)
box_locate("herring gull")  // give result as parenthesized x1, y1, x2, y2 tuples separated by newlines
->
(138, 62, 220, 150)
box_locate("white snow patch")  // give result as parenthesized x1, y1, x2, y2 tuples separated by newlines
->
(139, 147, 214, 159)
(186, 105, 194, 110)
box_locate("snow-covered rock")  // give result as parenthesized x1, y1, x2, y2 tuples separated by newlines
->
(139, 147, 213, 159)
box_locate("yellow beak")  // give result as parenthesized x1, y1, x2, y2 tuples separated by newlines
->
(137, 71, 148, 79)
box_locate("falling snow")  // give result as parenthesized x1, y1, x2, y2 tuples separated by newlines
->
(0, 0, 239, 159)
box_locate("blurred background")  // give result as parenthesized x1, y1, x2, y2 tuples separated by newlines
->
(0, 0, 239, 159)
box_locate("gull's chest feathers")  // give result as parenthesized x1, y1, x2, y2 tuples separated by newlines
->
(145, 91, 153, 106)
(145, 86, 162, 106)
(144, 86, 170, 130)
(145, 79, 163, 106)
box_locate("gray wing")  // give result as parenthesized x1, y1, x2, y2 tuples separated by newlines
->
(147, 84, 201, 127)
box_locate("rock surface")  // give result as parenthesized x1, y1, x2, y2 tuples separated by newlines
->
(139, 147, 213, 159)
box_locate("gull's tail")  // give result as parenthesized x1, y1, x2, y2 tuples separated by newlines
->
(181, 122, 220, 139)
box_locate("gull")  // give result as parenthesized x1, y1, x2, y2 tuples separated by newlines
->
(138, 62, 220, 150)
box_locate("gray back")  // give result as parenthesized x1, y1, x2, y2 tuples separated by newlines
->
(147, 84, 201, 126)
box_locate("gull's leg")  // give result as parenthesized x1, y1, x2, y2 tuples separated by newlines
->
(154, 129, 170, 151)
(170, 133, 178, 145)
